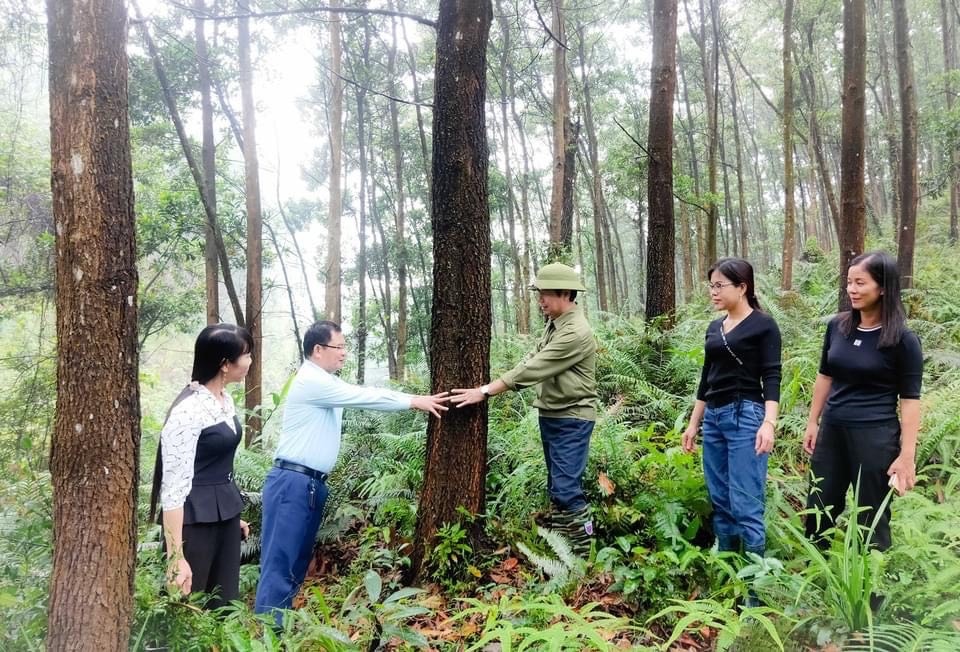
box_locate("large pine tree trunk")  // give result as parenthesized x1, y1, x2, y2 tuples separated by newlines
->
(410, 0, 492, 583)
(645, 0, 678, 322)
(892, 0, 918, 288)
(325, 0, 344, 323)
(195, 0, 219, 324)
(839, 0, 867, 309)
(47, 1, 140, 647)
(354, 23, 372, 383)
(238, 2, 263, 446)
(782, 0, 797, 290)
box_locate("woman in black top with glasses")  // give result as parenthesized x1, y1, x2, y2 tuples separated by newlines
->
(683, 258, 782, 571)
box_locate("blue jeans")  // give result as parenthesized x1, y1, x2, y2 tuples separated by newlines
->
(254, 466, 329, 625)
(701, 400, 768, 553)
(539, 416, 594, 511)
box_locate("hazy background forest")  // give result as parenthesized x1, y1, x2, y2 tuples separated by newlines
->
(1, 0, 959, 650)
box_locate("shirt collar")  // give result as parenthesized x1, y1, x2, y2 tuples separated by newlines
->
(549, 304, 581, 329)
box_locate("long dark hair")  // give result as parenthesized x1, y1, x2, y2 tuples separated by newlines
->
(837, 251, 906, 348)
(708, 257, 763, 311)
(149, 324, 254, 522)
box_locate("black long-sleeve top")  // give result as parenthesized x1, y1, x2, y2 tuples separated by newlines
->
(696, 310, 782, 405)
(819, 316, 923, 424)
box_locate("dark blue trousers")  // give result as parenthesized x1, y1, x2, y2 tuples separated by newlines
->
(539, 416, 594, 511)
(254, 466, 329, 624)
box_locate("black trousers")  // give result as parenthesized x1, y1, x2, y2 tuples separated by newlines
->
(183, 513, 241, 609)
(805, 417, 901, 551)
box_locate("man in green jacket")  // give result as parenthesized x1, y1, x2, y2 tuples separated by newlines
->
(451, 263, 598, 551)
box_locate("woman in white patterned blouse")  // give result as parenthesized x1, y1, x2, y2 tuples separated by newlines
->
(148, 323, 253, 608)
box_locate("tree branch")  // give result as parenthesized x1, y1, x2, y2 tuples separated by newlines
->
(169, 1, 437, 29)
(532, 0, 569, 50)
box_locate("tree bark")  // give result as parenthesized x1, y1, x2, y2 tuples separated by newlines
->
(782, 0, 797, 290)
(646, 0, 678, 323)
(892, 0, 918, 288)
(47, 0, 140, 647)
(839, 0, 867, 309)
(353, 22, 372, 383)
(195, 0, 220, 324)
(238, 1, 263, 446)
(325, 0, 344, 322)
(410, 0, 492, 583)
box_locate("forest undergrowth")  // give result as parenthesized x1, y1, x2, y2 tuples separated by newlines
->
(1, 240, 959, 651)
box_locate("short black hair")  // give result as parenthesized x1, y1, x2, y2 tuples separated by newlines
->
(303, 320, 342, 358)
(191, 323, 253, 384)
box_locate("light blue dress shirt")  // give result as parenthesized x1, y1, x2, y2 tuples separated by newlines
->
(274, 360, 412, 473)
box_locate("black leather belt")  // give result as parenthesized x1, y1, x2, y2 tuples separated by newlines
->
(274, 459, 328, 482)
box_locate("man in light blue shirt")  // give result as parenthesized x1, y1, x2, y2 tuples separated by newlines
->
(254, 321, 448, 622)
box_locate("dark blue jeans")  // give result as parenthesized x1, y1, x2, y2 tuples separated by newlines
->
(702, 400, 768, 553)
(254, 466, 329, 625)
(539, 416, 594, 511)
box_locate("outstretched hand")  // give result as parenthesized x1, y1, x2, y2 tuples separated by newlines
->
(450, 387, 486, 407)
(411, 392, 451, 418)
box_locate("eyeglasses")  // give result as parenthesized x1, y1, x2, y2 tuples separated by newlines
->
(705, 281, 738, 292)
(321, 343, 348, 351)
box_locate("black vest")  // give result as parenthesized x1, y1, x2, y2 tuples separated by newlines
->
(183, 416, 244, 524)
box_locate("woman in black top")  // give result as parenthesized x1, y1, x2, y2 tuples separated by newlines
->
(804, 251, 922, 551)
(683, 258, 782, 565)
(149, 324, 253, 608)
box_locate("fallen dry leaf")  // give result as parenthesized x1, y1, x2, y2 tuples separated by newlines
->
(598, 471, 616, 496)
(501, 557, 519, 571)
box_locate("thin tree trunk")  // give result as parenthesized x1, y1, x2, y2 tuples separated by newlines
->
(410, 0, 492, 584)
(782, 0, 797, 290)
(496, 2, 526, 332)
(839, 0, 867, 309)
(238, 1, 263, 446)
(798, 28, 841, 244)
(646, 0, 678, 322)
(354, 22, 372, 383)
(388, 8, 408, 380)
(47, 0, 140, 646)
(266, 221, 303, 360)
(325, 0, 344, 322)
(132, 1, 244, 326)
(720, 33, 749, 259)
(892, 0, 918, 288)
(872, 0, 901, 233)
(548, 0, 572, 256)
(195, 0, 219, 324)
(942, 0, 960, 243)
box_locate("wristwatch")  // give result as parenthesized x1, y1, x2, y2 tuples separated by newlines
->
(480, 384, 491, 398)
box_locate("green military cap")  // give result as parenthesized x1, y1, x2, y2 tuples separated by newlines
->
(530, 262, 587, 292)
